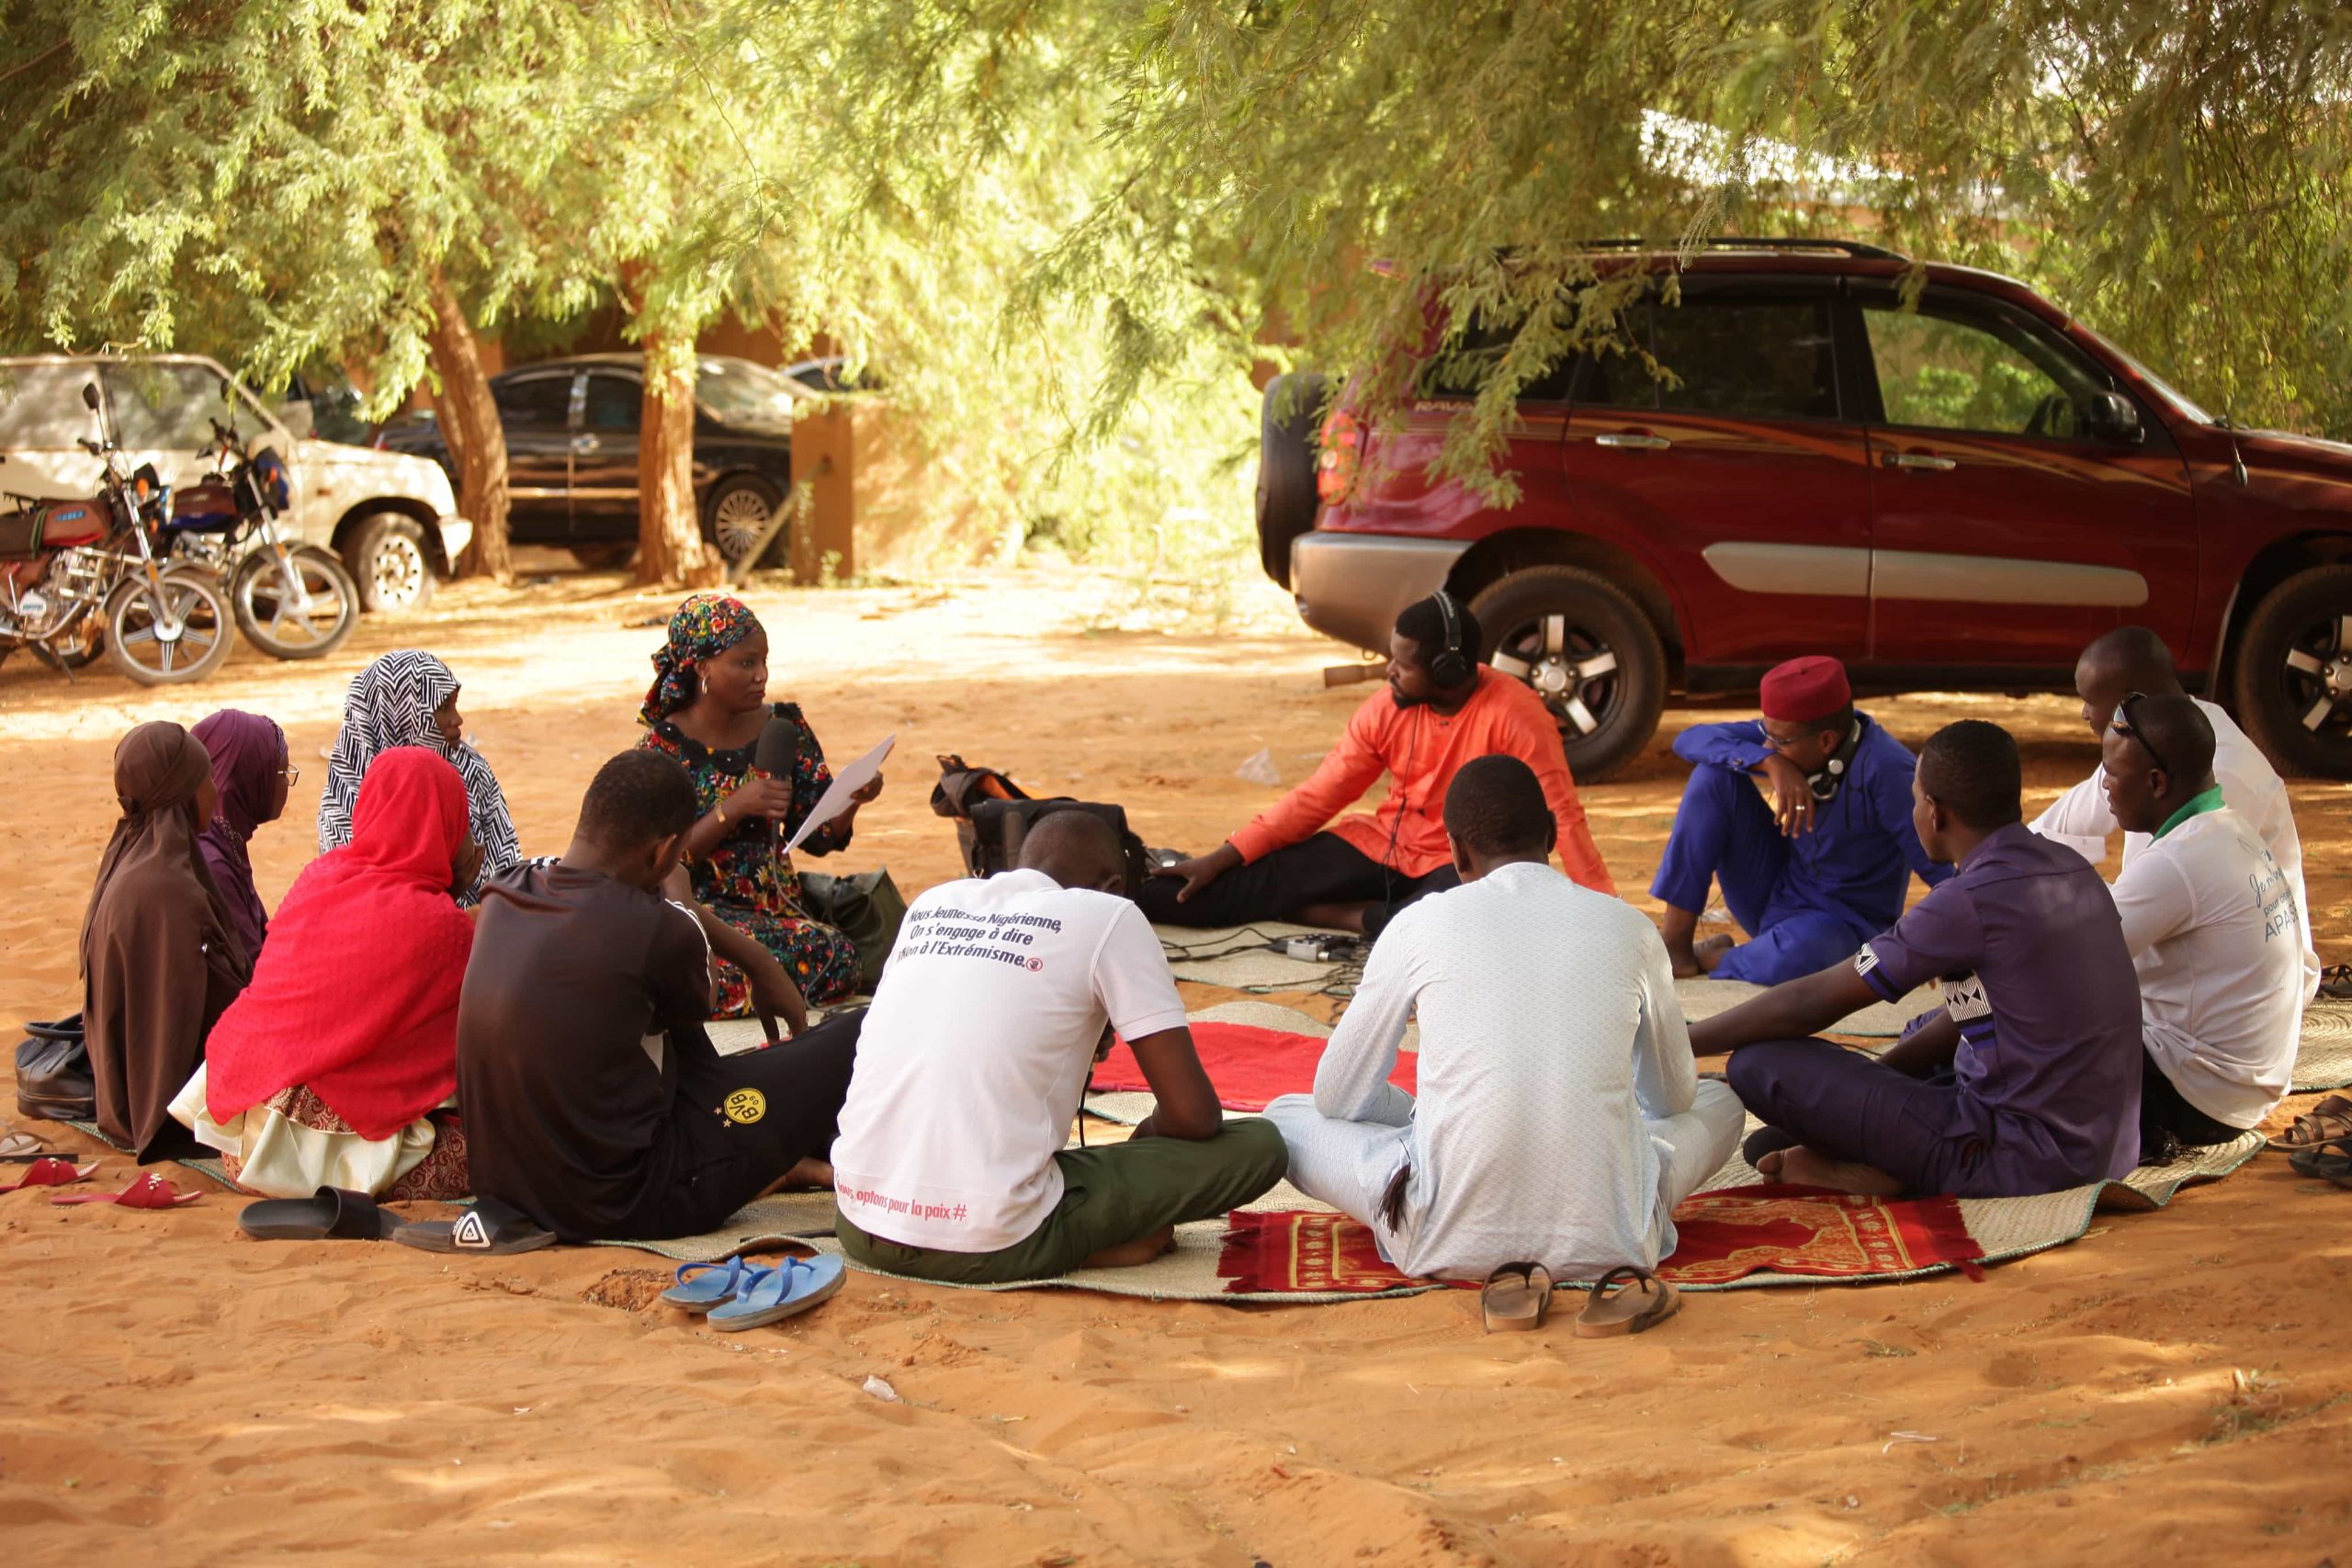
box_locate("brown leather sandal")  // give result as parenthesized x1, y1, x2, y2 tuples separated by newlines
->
(1480, 1262, 1553, 1333)
(2269, 1094, 2352, 1152)
(1575, 1265, 1681, 1337)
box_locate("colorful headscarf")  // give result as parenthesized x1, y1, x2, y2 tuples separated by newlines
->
(640, 592, 763, 726)
(317, 650, 522, 891)
(192, 709, 287, 964)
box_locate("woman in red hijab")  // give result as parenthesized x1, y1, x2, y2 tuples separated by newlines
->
(174, 748, 483, 1200)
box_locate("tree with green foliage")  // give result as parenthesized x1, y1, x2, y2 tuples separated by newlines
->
(0, 0, 624, 582)
(17, 1, 2337, 604)
(700, 0, 1267, 594)
(557, 4, 801, 588)
(932, 0, 2352, 493)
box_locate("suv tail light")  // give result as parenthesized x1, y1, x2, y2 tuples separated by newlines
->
(1317, 409, 1362, 503)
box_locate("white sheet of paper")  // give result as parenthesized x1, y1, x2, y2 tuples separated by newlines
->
(784, 733, 895, 855)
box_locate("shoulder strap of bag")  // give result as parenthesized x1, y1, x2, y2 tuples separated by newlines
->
(931, 753, 1031, 820)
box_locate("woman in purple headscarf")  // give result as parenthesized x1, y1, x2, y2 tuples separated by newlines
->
(192, 710, 292, 962)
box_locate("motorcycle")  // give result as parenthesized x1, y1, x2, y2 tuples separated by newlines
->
(0, 381, 234, 685)
(167, 384, 359, 660)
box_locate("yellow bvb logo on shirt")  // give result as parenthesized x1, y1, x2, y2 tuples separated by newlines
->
(722, 1089, 767, 1125)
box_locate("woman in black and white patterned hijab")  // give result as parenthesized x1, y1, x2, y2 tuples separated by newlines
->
(317, 649, 521, 896)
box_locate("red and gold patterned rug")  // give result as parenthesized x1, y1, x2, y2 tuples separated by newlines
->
(1218, 1184, 1987, 1295)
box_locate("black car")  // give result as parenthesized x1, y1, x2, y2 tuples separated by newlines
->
(380, 353, 804, 567)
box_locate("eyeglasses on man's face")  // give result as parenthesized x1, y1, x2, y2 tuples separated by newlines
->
(2109, 691, 2170, 778)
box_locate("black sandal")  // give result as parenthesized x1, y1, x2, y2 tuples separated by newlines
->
(392, 1200, 557, 1255)
(238, 1185, 403, 1241)
(2289, 1134, 2352, 1189)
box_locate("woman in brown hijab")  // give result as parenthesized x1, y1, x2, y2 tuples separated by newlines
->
(80, 721, 254, 1158)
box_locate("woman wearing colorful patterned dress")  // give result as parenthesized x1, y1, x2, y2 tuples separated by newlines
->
(636, 593, 883, 1012)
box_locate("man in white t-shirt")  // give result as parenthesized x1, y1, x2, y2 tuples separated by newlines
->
(831, 812, 1286, 1282)
(2101, 694, 2308, 1154)
(1263, 756, 1743, 1281)
(2030, 626, 2315, 997)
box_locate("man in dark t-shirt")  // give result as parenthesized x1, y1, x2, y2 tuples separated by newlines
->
(1690, 720, 2143, 1198)
(458, 750, 860, 1241)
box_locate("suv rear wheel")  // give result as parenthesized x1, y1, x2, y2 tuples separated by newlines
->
(2232, 564, 2352, 777)
(1255, 372, 1327, 589)
(1470, 565, 1666, 782)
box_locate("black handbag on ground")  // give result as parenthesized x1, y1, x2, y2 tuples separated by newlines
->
(931, 754, 1152, 897)
(16, 1012, 95, 1122)
(799, 868, 910, 993)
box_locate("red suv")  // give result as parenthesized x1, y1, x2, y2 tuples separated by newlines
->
(1259, 239, 2352, 780)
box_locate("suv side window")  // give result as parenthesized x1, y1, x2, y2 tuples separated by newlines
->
(288, 367, 372, 445)
(0, 364, 103, 447)
(1862, 304, 2108, 439)
(1571, 333, 1665, 409)
(106, 362, 229, 451)
(1419, 316, 1575, 403)
(1651, 299, 1839, 420)
(493, 374, 576, 430)
(582, 373, 642, 433)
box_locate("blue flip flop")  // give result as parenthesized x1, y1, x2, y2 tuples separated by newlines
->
(707, 1254, 845, 1332)
(660, 1257, 763, 1314)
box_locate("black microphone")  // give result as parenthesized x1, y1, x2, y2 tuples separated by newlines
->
(752, 714, 800, 857)
(750, 714, 800, 1047)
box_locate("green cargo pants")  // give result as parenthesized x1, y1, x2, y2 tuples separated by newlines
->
(836, 1118, 1288, 1284)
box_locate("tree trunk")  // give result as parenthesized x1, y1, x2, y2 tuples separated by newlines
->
(637, 328, 720, 588)
(423, 272, 515, 585)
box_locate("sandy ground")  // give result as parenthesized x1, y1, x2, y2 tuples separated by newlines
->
(5, 560, 2352, 1564)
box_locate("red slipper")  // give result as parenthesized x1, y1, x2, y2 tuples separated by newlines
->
(0, 1156, 99, 1192)
(51, 1172, 201, 1209)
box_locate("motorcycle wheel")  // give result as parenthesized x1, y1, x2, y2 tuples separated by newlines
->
(104, 566, 235, 685)
(232, 544, 359, 660)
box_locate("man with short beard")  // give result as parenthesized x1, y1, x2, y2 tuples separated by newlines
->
(1143, 592, 1613, 937)
(1692, 720, 2143, 1198)
(2030, 624, 2314, 998)
(1654, 655, 1949, 983)
(2098, 693, 2308, 1156)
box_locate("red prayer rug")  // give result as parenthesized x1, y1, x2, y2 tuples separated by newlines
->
(1092, 1022, 1415, 1112)
(1218, 1185, 1986, 1294)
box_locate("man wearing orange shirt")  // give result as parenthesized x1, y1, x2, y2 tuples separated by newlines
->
(1141, 593, 1615, 936)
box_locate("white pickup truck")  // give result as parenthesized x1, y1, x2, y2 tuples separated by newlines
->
(0, 355, 471, 612)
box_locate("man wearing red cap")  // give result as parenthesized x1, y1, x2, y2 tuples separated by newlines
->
(1653, 656, 1951, 984)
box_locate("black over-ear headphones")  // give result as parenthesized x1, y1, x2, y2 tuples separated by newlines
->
(1807, 717, 1866, 802)
(1427, 591, 1473, 689)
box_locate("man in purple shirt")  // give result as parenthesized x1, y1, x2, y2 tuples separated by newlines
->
(1690, 720, 2143, 1197)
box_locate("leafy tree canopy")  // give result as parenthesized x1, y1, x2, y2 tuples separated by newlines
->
(4, 0, 2347, 571)
(1005, 0, 2352, 491)
(0, 0, 605, 399)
